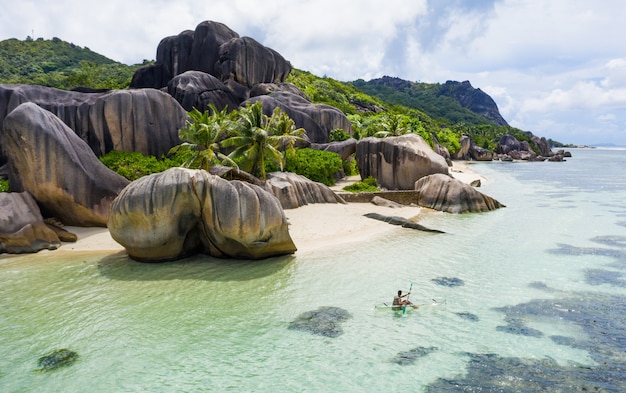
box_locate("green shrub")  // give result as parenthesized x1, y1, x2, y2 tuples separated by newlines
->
(285, 148, 343, 186)
(342, 157, 359, 176)
(99, 150, 188, 181)
(0, 179, 9, 192)
(343, 176, 380, 193)
(329, 128, 351, 142)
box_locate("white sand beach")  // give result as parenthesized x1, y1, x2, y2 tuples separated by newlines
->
(38, 161, 484, 257)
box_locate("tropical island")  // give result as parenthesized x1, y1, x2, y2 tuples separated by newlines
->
(0, 20, 569, 259)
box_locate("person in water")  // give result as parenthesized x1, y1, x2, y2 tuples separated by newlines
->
(393, 290, 413, 310)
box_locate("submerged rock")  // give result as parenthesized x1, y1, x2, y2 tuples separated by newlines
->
(36, 348, 79, 371)
(431, 277, 465, 287)
(392, 346, 438, 365)
(454, 312, 480, 322)
(288, 306, 352, 338)
(363, 212, 444, 233)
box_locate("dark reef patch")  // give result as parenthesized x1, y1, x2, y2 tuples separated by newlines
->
(427, 293, 626, 392)
(392, 346, 437, 365)
(528, 281, 557, 292)
(431, 277, 465, 287)
(36, 348, 78, 372)
(590, 235, 626, 248)
(585, 268, 626, 287)
(288, 306, 352, 338)
(454, 312, 479, 322)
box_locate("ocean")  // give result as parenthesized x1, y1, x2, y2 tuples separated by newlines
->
(1, 148, 625, 392)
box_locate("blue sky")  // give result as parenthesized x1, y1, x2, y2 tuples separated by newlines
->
(2, 0, 626, 145)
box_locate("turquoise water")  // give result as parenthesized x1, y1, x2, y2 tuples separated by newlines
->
(1, 148, 625, 392)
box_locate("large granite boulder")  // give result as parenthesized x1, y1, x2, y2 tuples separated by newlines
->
(108, 167, 296, 261)
(414, 173, 504, 213)
(356, 134, 449, 190)
(246, 92, 353, 143)
(215, 36, 292, 88)
(0, 192, 61, 253)
(265, 172, 345, 209)
(167, 70, 241, 112)
(130, 20, 290, 90)
(432, 134, 452, 165)
(131, 21, 239, 89)
(2, 103, 130, 226)
(454, 135, 472, 160)
(496, 135, 521, 154)
(310, 139, 357, 161)
(0, 84, 186, 159)
(469, 144, 494, 161)
(532, 135, 552, 156)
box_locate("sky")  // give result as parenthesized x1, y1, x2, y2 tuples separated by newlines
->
(2, 0, 626, 146)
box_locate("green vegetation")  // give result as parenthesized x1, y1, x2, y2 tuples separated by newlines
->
(283, 148, 343, 186)
(343, 176, 379, 193)
(0, 37, 145, 89)
(169, 104, 238, 171)
(287, 69, 539, 155)
(222, 103, 305, 181)
(99, 150, 188, 181)
(170, 102, 305, 181)
(0, 179, 9, 192)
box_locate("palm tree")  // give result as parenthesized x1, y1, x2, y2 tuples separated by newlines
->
(374, 114, 411, 138)
(168, 104, 237, 171)
(222, 102, 305, 181)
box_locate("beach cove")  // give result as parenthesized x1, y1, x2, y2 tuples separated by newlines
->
(1, 150, 625, 392)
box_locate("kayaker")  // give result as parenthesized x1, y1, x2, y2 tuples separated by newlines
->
(393, 290, 412, 309)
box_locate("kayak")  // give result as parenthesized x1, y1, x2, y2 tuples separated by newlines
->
(374, 297, 446, 312)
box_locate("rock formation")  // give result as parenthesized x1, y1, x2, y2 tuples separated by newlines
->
(454, 135, 493, 161)
(309, 138, 357, 160)
(167, 70, 241, 112)
(245, 92, 353, 143)
(265, 172, 346, 209)
(0, 192, 62, 253)
(496, 135, 521, 154)
(130, 20, 291, 89)
(413, 173, 505, 213)
(2, 103, 130, 226)
(0, 84, 186, 160)
(108, 167, 296, 261)
(438, 80, 509, 126)
(356, 134, 449, 190)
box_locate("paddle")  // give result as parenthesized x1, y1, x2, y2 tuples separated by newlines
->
(403, 282, 413, 314)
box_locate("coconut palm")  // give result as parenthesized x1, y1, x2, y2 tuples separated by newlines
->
(222, 102, 305, 181)
(374, 114, 411, 138)
(168, 104, 237, 171)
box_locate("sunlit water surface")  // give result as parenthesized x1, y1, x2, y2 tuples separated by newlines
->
(1, 148, 625, 392)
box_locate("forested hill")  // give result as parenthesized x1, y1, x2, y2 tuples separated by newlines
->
(352, 76, 509, 127)
(0, 37, 143, 89)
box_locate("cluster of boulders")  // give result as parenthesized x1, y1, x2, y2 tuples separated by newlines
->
(0, 20, 510, 260)
(455, 133, 571, 162)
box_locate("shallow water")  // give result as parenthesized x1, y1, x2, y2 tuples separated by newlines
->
(1, 148, 625, 392)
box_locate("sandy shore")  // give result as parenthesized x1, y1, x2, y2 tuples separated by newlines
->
(26, 161, 484, 257)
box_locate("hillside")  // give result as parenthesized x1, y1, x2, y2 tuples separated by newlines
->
(352, 76, 508, 127)
(0, 37, 143, 89)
